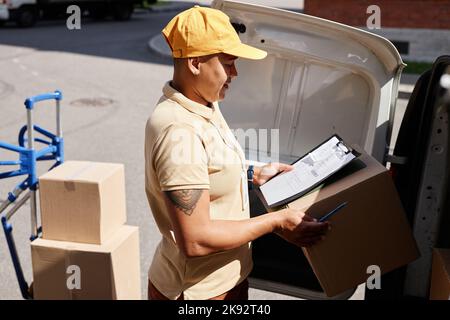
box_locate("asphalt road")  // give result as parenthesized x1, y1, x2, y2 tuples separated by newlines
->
(0, 5, 408, 300)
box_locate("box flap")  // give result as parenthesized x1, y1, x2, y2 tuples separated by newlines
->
(39, 161, 124, 183)
(32, 226, 138, 253)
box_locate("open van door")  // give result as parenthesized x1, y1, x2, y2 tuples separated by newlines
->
(365, 56, 450, 300)
(211, 0, 405, 299)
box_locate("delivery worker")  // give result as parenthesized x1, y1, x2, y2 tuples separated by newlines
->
(144, 5, 330, 300)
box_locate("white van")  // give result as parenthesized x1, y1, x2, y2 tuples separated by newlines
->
(0, 0, 138, 27)
(212, 0, 450, 300)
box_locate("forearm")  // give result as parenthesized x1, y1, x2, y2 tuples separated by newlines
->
(185, 211, 282, 257)
(165, 189, 324, 257)
(164, 188, 284, 257)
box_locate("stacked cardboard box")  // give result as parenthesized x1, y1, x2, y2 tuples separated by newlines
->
(31, 161, 141, 300)
(429, 248, 450, 300)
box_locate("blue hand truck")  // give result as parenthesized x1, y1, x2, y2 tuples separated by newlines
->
(0, 91, 64, 299)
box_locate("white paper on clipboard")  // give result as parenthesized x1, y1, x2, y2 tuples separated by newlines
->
(259, 136, 357, 207)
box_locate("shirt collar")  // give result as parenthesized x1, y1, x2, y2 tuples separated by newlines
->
(163, 82, 216, 120)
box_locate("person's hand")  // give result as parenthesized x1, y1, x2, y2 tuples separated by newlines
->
(253, 162, 294, 186)
(274, 208, 330, 247)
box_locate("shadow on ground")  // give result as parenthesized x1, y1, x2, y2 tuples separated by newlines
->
(0, 9, 178, 66)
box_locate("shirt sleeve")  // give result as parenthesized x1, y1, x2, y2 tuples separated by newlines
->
(152, 123, 210, 191)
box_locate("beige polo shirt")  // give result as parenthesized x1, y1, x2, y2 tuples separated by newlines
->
(144, 82, 252, 300)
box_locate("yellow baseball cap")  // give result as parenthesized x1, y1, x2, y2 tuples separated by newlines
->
(162, 5, 267, 60)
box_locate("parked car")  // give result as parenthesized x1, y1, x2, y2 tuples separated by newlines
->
(0, 0, 140, 27)
(212, 0, 449, 300)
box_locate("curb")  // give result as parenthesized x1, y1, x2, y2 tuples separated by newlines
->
(148, 33, 172, 59)
(398, 83, 414, 100)
(147, 1, 207, 13)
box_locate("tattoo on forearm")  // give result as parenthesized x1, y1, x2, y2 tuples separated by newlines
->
(165, 189, 203, 216)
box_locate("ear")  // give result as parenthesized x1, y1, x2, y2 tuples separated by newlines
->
(187, 57, 201, 76)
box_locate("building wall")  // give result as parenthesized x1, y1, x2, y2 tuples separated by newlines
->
(363, 27, 450, 63)
(303, 0, 450, 62)
(304, 0, 450, 29)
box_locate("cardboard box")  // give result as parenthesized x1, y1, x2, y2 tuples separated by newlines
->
(269, 150, 420, 297)
(39, 161, 127, 244)
(31, 225, 141, 300)
(429, 248, 450, 300)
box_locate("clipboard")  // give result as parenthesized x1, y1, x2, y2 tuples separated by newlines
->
(257, 134, 361, 209)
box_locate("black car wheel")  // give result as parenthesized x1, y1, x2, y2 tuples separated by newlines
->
(16, 7, 37, 28)
(90, 4, 108, 20)
(112, 2, 133, 21)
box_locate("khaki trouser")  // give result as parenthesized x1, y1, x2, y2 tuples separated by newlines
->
(148, 279, 249, 300)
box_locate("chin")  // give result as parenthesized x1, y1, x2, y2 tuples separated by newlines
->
(218, 90, 227, 101)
